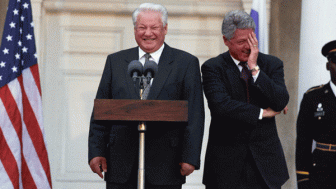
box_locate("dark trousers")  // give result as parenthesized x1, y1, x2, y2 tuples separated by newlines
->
(297, 149, 336, 189)
(298, 180, 336, 189)
(237, 152, 271, 189)
(106, 163, 181, 189)
(298, 169, 336, 189)
(106, 182, 181, 189)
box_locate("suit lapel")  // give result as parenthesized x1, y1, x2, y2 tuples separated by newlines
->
(222, 52, 247, 101)
(147, 44, 174, 100)
(124, 47, 141, 99)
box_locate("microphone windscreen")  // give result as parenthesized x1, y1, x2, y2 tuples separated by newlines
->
(127, 60, 143, 77)
(144, 61, 158, 78)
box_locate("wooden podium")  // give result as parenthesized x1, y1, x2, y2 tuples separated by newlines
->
(94, 99, 188, 189)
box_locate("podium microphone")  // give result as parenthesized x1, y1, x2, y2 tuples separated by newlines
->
(127, 60, 143, 82)
(143, 60, 158, 84)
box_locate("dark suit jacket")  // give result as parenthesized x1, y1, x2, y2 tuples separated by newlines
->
(88, 44, 205, 185)
(201, 51, 289, 188)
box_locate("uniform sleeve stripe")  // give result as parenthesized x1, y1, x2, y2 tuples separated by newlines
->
(296, 171, 309, 175)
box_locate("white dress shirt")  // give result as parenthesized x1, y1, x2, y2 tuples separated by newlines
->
(138, 44, 165, 65)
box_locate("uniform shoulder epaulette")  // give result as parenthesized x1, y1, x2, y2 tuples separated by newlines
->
(305, 84, 325, 94)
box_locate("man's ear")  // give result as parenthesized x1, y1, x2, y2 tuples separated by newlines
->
(327, 62, 330, 71)
(223, 36, 229, 46)
(163, 23, 168, 35)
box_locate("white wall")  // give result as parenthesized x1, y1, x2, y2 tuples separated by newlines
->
(298, 0, 336, 105)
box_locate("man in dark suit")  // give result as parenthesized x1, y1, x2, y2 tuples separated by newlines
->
(201, 10, 289, 189)
(88, 3, 204, 189)
(296, 40, 336, 189)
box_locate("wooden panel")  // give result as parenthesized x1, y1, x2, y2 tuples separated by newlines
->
(94, 99, 188, 122)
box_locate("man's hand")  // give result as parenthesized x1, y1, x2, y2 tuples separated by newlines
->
(179, 162, 195, 176)
(247, 32, 259, 69)
(89, 156, 107, 179)
(262, 107, 281, 118)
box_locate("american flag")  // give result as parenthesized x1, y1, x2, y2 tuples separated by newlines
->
(0, 0, 52, 188)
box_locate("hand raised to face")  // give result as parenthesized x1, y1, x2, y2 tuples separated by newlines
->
(224, 29, 259, 65)
(247, 32, 259, 68)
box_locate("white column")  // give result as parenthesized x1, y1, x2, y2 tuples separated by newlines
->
(298, 0, 336, 105)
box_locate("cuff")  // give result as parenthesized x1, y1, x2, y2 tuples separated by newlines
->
(297, 170, 309, 183)
(258, 109, 263, 120)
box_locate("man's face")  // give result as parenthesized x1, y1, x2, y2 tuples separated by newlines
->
(224, 29, 254, 62)
(134, 11, 167, 53)
(327, 53, 336, 85)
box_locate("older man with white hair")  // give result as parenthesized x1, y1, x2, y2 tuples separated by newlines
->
(88, 3, 204, 189)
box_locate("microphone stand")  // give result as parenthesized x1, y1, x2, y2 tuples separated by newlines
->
(138, 76, 146, 189)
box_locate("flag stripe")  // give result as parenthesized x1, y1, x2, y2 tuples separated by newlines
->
(0, 125, 19, 189)
(0, 160, 16, 189)
(21, 155, 37, 189)
(18, 75, 49, 186)
(7, 79, 29, 189)
(0, 87, 22, 189)
(21, 117, 44, 189)
(19, 71, 52, 188)
(1, 74, 47, 189)
(0, 83, 23, 169)
(23, 66, 44, 132)
(0, 83, 23, 140)
(30, 64, 41, 96)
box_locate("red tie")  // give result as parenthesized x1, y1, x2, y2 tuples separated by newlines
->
(239, 62, 251, 103)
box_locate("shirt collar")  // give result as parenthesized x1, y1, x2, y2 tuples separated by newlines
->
(138, 44, 165, 64)
(230, 54, 243, 71)
(230, 54, 240, 66)
(330, 81, 336, 97)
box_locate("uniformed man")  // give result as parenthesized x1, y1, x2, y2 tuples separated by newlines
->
(296, 40, 336, 189)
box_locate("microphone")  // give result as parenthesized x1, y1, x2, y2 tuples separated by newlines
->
(127, 60, 143, 82)
(143, 60, 158, 84)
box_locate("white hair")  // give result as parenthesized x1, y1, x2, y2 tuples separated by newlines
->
(132, 3, 168, 28)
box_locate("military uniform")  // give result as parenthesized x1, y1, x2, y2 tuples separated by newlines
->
(296, 83, 336, 188)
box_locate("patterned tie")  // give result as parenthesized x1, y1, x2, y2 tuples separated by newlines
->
(141, 53, 151, 100)
(239, 62, 251, 103)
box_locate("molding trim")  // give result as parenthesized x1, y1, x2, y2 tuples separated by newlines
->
(42, 0, 242, 17)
